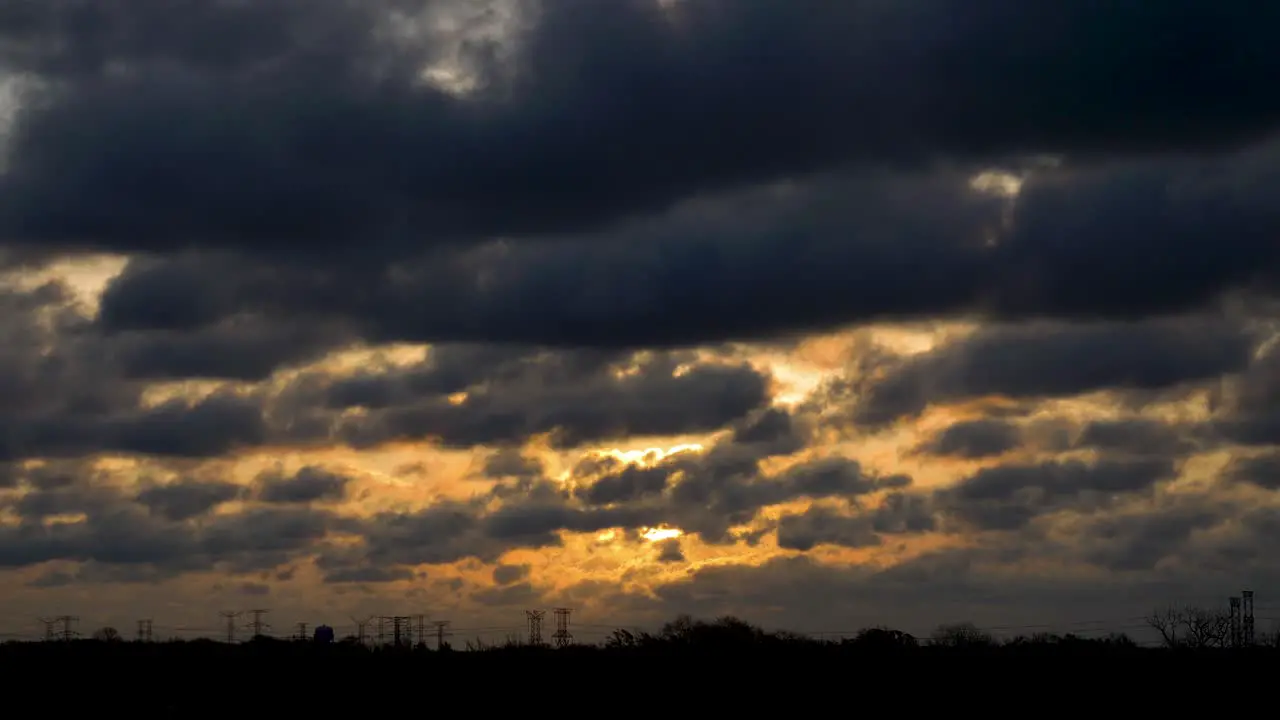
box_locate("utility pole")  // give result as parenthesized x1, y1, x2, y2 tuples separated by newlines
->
(136, 619, 153, 643)
(552, 608, 573, 648)
(219, 611, 242, 643)
(295, 622, 308, 641)
(525, 610, 545, 647)
(433, 620, 450, 650)
(246, 609, 270, 639)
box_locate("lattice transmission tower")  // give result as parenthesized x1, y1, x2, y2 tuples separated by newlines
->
(1243, 589, 1256, 645)
(525, 610, 546, 646)
(246, 609, 271, 639)
(350, 615, 373, 646)
(389, 616, 412, 648)
(433, 620, 451, 650)
(1230, 596, 1243, 648)
(552, 608, 573, 648)
(136, 619, 153, 642)
(44, 615, 79, 642)
(219, 611, 242, 643)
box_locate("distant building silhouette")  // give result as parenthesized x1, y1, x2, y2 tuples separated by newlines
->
(313, 625, 335, 644)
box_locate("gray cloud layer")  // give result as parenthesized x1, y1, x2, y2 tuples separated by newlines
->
(2, 0, 1280, 632)
(0, 1, 1274, 351)
(3, 0, 1276, 258)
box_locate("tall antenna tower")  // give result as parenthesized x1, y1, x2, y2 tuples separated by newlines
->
(433, 620, 451, 650)
(136, 619, 153, 643)
(1229, 596, 1243, 648)
(552, 608, 573, 648)
(247, 609, 271, 639)
(295, 622, 309, 641)
(525, 610, 546, 646)
(350, 615, 373, 646)
(219, 611, 242, 643)
(1243, 589, 1256, 645)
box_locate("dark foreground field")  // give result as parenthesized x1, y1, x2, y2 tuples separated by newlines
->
(2, 617, 1273, 714)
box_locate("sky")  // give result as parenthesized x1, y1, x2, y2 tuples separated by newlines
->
(2, 0, 1280, 645)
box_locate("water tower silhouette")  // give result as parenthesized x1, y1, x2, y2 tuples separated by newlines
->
(313, 625, 335, 644)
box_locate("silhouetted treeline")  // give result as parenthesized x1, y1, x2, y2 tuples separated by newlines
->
(4, 614, 1269, 713)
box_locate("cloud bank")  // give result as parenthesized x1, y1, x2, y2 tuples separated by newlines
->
(1, 0, 1279, 641)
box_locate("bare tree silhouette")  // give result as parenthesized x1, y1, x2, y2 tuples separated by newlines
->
(1145, 605, 1231, 649)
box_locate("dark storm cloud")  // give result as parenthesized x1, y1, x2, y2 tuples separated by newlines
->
(1073, 419, 1200, 458)
(2, 0, 1278, 262)
(655, 538, 685, 564)
(255, 465, 352, 504)
(322, 566, 414, 585)
(775, 488, 940, 552)
(311, 406, 913, 579)
(105, 392, 267, 458)
(1077, 499, 1231, 573)
(472, 581, 541, 608)
(1220, 452, 1280, 491)
(135, 479, 243, 521)
(587, 473, 1280, 634)
(110, 320, 351, 382)
(481, 449, 544, 481)
(851, 317, 1257, 427)
(0, 281, 276, 462)
(492, 563, 531, 586)
(916, 416, 1202, 461)
(0, 276, 778, 462)
(554, 408, 910, 542)
(916, 419, 1022, 459)
(0, 489, 340, 576)
(776, 507, 884, 552)
(307, 348, 771, 450)
(936, 457, 1178, 532)
(1206, 341, 1280, 448)
(92, 134, 1280, 350)
(576, 464, 672, 506)
(0, 0, 1271, 352)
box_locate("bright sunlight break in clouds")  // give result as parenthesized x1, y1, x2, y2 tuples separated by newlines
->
(1, 0, 1280, 644)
